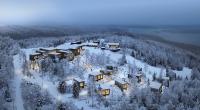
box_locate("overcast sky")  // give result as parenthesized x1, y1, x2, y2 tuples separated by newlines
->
(0, 0, 200, 26)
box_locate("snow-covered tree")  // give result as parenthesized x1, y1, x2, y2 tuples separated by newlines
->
(118, 52, 127, 66)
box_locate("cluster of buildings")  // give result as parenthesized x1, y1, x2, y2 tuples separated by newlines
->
(71, 64, 129, 97)
(29, 46, 82, 70)
(28, 39, 174, 99)
(29, 40, 121, 70)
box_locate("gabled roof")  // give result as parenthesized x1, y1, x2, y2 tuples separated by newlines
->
(115, 78, 128, 84)
(74, 78, 84, 82)
(48, 51, 61, 55)
(162, 76, 170, 80)
(96, 83, 110, 90)
(30, 53, 41, 56)
(149, 82, 162, 90)
(107, 43, 120, 45)
(89, 72, 103, 76)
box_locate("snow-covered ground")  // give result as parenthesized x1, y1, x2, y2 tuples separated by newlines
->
(13, 42, 192, 110)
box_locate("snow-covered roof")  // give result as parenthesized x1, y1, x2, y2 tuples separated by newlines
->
(89, 72, 103, 76)
(86, 43, 98, 46)
(115, 78, 128, 84)
(30, 53, 41, 56)
(58, 50, 72, 54)
(149, 82, 162, 90)
(96, 83, 111, 90)
(162, 76, 170, 80)
(39, 48, 55, 51)
(48, 51, 61, 55)
(107, 43, 119, 45)
(74, 78, 84, 82)
(36, 50, 46, 53)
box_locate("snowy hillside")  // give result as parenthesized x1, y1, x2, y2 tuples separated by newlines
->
(12, 40, 192, 110)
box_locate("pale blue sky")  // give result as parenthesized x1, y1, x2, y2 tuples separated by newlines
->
(0, 0, 200, 26)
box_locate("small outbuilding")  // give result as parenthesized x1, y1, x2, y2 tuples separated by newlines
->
(73, 78, 85, 89)
(96, 84, 110, 96)
(89, 72, 104, 81)
(149, 82, 162, 93)
(107, 43, 120, 49)
(115, 78, 128, 91)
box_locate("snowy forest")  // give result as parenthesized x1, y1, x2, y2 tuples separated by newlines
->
(0, 31, 200, 110)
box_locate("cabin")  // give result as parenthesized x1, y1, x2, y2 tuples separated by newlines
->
(93, 40, 100, 45)
(69, 46, 82, 56)
(107, 43, 120, 49)
(29, 53, 42, 61)
(100, 69, 112, 76)
(106, 43, 120, 52)
(135, 73, 143, 83)
(96, 84, 110, 96)
(149, 82, 162, 93)
(57, 50, 74, 61)
(115, 78, 128, 91)
(89, 72, 104, 81)
(73, 78, 85, 89)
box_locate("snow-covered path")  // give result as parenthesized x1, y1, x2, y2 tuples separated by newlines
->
(13, 55, 24, 110)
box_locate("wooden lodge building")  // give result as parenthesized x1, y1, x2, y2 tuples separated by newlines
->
(106, 43, 120, 52)
(57, 50, 74, 61)
(47, 52, 62, 61)
(115, 78, 128, 91)
(96, 84, 110, 96)
(149, 81, 162, 93)
(29, 53, 42, 61)
(69, 46, 82, 56)
(89, 72, 104, 81)
(73, 78, 85, 89)
(107, 43, 120, 49)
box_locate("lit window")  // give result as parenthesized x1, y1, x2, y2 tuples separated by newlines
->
(80, 82, 84, 87)
(105, 90, 110, 95)
(97, 75, 100, 79)
(100, 75, 103, 79)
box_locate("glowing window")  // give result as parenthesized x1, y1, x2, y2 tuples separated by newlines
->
(100, 75, 103, 79)
(105, 90, 110, 95)
(80, 82, 84, 87)
(97, 75, 101, 80)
